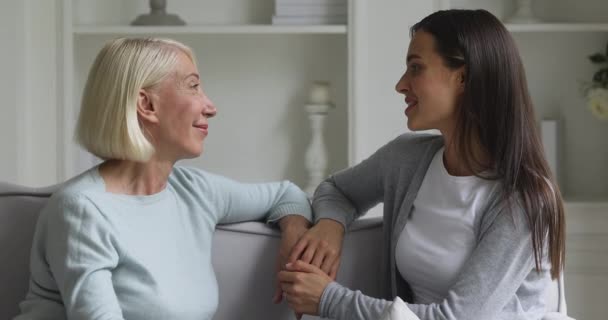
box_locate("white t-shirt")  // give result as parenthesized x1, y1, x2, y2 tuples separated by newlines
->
(395, 147, 498, 304)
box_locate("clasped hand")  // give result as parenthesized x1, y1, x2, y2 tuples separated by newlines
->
(274, 218, 345, 319)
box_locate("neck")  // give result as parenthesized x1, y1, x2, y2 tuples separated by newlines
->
(441, 129, 490, 177)
(99, 157, 174, 195)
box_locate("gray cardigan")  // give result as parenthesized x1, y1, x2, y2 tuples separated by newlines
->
(313, 134, 552, 320)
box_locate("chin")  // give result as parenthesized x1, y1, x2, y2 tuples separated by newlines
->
(183, 147, 203, 159)
(407, 122, 433, 132)
(406, 119, 420, 131)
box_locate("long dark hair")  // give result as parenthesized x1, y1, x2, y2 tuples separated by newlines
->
(412, 9, 565, 279)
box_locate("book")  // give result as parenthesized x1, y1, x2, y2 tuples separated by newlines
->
(276, 4, 347, 16)
(272, 15, 347, 25)
(275, 0, 347, 6)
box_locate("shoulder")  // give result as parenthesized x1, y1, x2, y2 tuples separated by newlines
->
(46, 168, 103, 214)
(373, 133, 443, 169)
(40, 189, 106, 236)
(387, 133, 444, 151)
(169, 166, 239, 203)
(40, 167, 120, 231)
(479, 191, 532, 239)
(170, 166, 233, 189)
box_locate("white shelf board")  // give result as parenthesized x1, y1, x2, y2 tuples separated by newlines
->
(506, 23, 608, 32)
(565, 198, 608, 206)
(73, 25, 348, 35)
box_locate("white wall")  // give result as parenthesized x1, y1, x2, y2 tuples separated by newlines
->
(0, 1, 25, 185)
(351, 0, 436, 163)
(0, 0, 58, 187)
(350, 0, 437, 218)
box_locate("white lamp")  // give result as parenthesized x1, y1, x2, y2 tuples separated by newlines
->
(131, 0, 186, 26)
(304, 81, 334, 197)
(507, 0, 540, 24)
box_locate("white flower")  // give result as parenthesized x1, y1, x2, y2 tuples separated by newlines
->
(587, 87, 608, 120)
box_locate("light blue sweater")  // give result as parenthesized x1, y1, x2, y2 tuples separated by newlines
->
(15, 166, 312, 320)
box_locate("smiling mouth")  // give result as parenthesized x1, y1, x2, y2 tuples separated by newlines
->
(193, 124, 208, 135)
(405, 98, 418, 114)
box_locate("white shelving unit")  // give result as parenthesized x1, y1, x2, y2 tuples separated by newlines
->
(60, 0, 353, 189)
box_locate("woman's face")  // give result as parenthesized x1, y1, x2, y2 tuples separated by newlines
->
(148, 51, 217, 160)
(395, 31, 464, 133)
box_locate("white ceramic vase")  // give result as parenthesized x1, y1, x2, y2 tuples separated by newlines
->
(304, 103, 332, 197)
(507, 0, 540, 24)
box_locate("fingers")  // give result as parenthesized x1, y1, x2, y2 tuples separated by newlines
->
(273, 281, 284, 304)
(319, 254, 334, 275)
(278, 270, 304, 283)
(310, 248, 325, 269)
(286, 261, 325, 275)
(273, 288, 283, 304)
(308, 240, 339, 275)
(329, 259, 340, 280)
(288, 238, 308, 263)
(280, 282, 295, 294)
(278, 273, 308, 319)
(300, 243, 318, 264)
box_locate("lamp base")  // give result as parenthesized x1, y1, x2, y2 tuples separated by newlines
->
(131, 13, 186, 26)
(506, 0, 540, 24)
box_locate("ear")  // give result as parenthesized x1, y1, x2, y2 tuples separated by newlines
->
(455, 68, 466, 94)
(136, 89, 159, 124)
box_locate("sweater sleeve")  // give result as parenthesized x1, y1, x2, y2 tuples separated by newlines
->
(312, 141, 391, 229)
(319, 282, 392, 319)
(45, 195, 124, 320)
(319, 206, 546, 320)
(202, 173, 312, 225)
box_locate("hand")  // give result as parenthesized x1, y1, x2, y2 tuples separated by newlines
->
(273, 216, 310, 306)
(278, 260, 333, 317)
(289, 219, 345, 280)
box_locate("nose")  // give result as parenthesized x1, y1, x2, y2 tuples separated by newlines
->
(203, 95, 217, 118)
(395, 72, 409, 94)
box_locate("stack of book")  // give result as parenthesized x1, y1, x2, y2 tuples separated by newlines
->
(272, 0, 347, 25)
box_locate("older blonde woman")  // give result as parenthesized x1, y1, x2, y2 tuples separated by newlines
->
(14, 38, 312, 320)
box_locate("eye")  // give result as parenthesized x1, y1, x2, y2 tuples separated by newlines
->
(191, 83, 200, 89)
(408, 63, 421, 74)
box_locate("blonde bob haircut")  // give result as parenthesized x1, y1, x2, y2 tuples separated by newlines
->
(76, 37, 196, 162)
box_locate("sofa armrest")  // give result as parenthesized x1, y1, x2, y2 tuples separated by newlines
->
(212, 217, 384, 320)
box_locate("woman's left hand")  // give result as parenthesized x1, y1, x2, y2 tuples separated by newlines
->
(278, 260, 333, 317)
(274, 216, 311, 305)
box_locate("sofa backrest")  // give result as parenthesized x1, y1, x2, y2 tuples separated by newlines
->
(0, 183, 55, 319)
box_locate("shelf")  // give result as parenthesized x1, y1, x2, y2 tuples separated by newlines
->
(73, 25, 348, 35)
(506, 23, 608, 32)
(565, 198, 608, 206)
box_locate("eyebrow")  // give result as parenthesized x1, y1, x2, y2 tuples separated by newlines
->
(406, 54, 422, 63)
(184, 73, 200, 80)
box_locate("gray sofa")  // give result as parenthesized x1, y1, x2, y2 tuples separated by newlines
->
(0, 182, 569, 320)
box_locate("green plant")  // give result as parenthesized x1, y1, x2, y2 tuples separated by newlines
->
(583, 41, 608, 120)
(587, 41, 608, 91)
